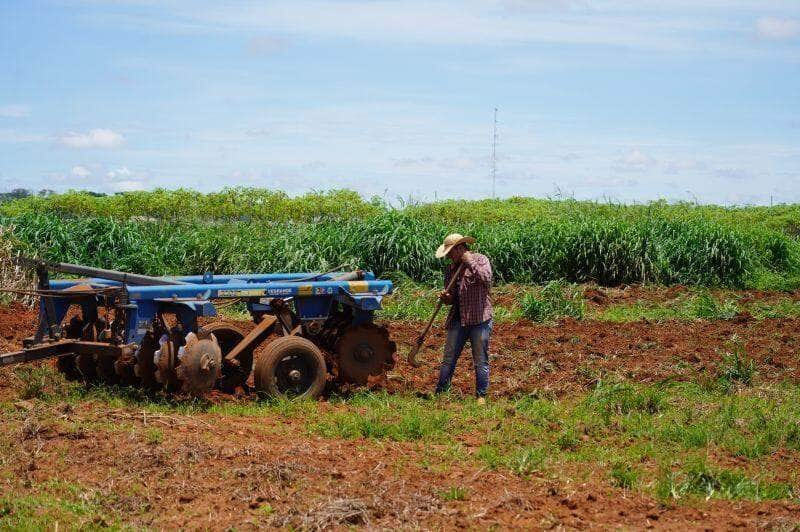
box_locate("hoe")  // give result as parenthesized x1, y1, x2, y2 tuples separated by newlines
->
(0, 258, 396, 398)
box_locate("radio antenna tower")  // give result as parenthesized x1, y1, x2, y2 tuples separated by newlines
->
(491, 107, 498, 198)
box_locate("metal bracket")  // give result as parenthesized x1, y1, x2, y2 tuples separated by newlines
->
(223, 315, 277, 362)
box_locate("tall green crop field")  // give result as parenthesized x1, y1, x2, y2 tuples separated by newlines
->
(1, 188, 799, 288)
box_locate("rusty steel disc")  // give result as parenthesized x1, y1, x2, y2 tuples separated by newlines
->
(175, 330, 222, 397)
(154, 332, 181, 392)
(335, 324, 396, 386)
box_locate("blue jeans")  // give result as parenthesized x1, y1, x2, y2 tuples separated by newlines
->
(435, 319, 492, 397)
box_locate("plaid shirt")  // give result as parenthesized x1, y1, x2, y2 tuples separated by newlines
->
(444, 253, 493, 328)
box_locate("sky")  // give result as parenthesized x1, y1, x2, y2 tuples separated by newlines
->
(0, 1, 799, 205)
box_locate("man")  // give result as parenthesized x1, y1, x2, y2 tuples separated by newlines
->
(434, 233, 493, 403)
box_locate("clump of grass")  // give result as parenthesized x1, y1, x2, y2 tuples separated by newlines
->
(717, 337, 757, 387)
(13, 366, 75, 401)
(556, 429, 580, 451)
(0, 480, 121, 529)
(310, 394, 452, 442)
(259, 503, 274, 516)
(509, 447, 548, 476)
(437, 486, 469, 501)
(692, 290, 739, 320)
(657, 459, 793, 501)
(610, 462, 638, 489)
(144, 428, 164, 445)
(588, 381, 665, 417)
(476, 445, 504, 469)
(520, 280, 585, 322)
(379, 274, 438, 321)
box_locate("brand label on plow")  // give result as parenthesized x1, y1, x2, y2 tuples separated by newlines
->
(218, 288, 267, 297)
(297, 285, 313, 296)
(347, 281, 370, 293)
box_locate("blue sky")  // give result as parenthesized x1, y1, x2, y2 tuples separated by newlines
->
(1, 1, 798, 204)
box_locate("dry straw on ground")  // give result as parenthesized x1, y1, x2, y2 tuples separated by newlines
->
(0, 225, 35, 306)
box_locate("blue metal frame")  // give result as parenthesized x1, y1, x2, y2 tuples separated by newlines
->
(44, 272, 393, 346)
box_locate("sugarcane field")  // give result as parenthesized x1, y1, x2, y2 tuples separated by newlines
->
(3, 1, 800, 530)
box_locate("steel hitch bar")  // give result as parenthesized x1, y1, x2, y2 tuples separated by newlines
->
(0, 340, 134, 367)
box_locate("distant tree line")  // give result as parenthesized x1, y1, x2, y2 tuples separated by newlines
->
(0, 188, 105, 203)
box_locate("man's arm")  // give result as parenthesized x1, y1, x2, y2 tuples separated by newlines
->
(462, 252, 492, 285)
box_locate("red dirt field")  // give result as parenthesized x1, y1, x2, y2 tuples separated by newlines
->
(1, 302, 799, 529)
(4, 300, 797, 399)
(385, 317, 800, 397)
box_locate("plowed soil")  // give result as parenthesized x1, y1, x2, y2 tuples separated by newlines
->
(384, 317, 800, 397)
(1, 302, 799, 529)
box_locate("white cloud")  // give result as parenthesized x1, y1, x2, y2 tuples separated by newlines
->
(613, 149, 657, 171)
(70, 165, 92, 177)
(52, 164, 151, 193)
(85, 0, 775, 53)
(104, 167, 147, 191)
(106, 166, 132, 179)
(57, 129, 125, 149)
(0, 105, 30, 118)
(393, 156, 438, 169)
(663, 158, 707, 175)
(756, 17, 800, 40)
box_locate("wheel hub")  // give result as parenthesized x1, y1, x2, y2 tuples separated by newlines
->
(275, 354, 316, 395)
(354, 343, 374, 363)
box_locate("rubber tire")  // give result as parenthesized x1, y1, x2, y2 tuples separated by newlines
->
(254, 336, 326, 399)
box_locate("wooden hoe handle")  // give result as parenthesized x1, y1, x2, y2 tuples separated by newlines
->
(406, 262, 465, 367)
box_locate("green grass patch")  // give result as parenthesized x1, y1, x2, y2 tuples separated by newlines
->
(0, 480, 123, 530)
(437, 486, 469, 501)
(693, 289, 739, 319)
(717, 338, 758, 387)
(610, 461, 639, 489)
(520, 280, 585, 322)
(591, 289, 742, 322)
(309, 393, 455, 441)
(13, 365, 79, 401)
(657, 459, 794, 502)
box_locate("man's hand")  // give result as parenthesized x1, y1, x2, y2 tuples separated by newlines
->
(439, 290, 453, 304)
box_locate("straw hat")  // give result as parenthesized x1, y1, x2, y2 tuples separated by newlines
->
(435, 233, 476, 259)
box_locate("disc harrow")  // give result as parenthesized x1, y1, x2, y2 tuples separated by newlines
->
(1, 258, 397, 399)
